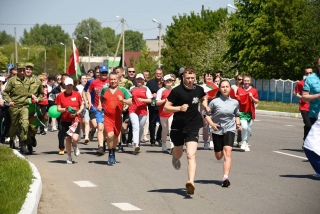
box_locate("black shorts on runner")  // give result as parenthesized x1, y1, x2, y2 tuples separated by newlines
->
(170, 129, 200, 147)
(212, 132, 235, 152)
(60, 121, 81, 137)
(89, 109, 96, 120)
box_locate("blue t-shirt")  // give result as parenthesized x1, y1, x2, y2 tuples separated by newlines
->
(84, 78, 95, 104)
(303, 73, 320, 118)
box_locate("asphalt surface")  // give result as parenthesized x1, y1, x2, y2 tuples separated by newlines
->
(18, 114, 320, 214)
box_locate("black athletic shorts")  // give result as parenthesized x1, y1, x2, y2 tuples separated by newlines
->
(170, 129, 200, 147)
(89, 109, 96, 120)
(60, 121, 81, 137)
(212, 132, 235, 152)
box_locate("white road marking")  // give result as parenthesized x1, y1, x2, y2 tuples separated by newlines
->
(285, 125, 293, 126)
(112, 203, 141, 211)
(73, 181, 97, 187)
(273, 151, 307, 160)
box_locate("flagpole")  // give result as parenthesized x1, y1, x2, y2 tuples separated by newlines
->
(72, 39, 78, 79)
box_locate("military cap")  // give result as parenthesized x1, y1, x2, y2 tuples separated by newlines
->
(25, 62, 34, 68)
(17, 63, 25, 69)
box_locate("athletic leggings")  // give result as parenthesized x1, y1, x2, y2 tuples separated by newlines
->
(129, 113, 147, 145)
(240, 119, 253, 143)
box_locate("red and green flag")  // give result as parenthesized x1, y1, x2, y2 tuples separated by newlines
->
(67, 39, 82, 80)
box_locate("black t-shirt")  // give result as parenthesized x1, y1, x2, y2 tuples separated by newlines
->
(167, 83, 206, 132)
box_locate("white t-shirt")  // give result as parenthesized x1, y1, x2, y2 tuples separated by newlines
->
(76, 84, 84, 95)
(304, 113, 320, 156)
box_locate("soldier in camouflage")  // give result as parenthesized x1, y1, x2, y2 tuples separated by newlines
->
(2, 63, 37, 154)
(25, 63, 44, 152)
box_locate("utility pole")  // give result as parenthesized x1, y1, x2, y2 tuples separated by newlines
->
(14, 28, 18, 64)
(121, 19, 125, 68)
(152, 19, 162, 68)
(44, 48, 46, 72)
(84, 37, 91, 70)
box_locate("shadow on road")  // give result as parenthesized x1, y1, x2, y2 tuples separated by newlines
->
(42, 151, 60, 155)
(48, 160, 78, 164)
(194, 180, 221, 186)
(279, 174, 320, 180)
(148, 188, 192, 199)
(88, 160, 109, 165)
(145, 150, 169, 154)
(280, 149, 304, 153)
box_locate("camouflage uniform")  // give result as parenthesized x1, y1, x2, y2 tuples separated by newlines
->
(2, 64, 32, 147)
(26, 63, 44, 146)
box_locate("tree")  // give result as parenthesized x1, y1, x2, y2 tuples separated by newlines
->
(0, 31, 14, 45)
(192, 20, 236, 78)
(122, 30, 145, 51)
(162, 8, 228, 74)
(20, 24, 70, 47)
(0, 52, 9, 70)
(134, 45, 157, 77)
(227, 0, 320, 80)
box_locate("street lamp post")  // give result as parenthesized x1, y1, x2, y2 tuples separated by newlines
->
(60, 43, 66, 73)
(152, 19, 162, 68)
(116, 15, 125, 68)
(227, 4, 238, 10)
(84, 36, 91, 70)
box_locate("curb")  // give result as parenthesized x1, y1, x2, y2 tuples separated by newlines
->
(256, 110, 302, 119)
(13, 150, 42, 214)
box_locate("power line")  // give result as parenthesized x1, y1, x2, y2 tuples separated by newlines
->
(125, 21, 158, 31)
(0, 20, 119, 26)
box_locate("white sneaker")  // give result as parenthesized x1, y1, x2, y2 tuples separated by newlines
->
(44, 127, 48, 132)
(204, 142, 209, 150)
(5, 137, 10, 143)
(209, 141, 214, 150)
(52, 126, 57, 132)
(245, 144, 250, 152)
(240, 141, 247, 151)
(233, 141, 238, 147)
(73, 145, 80, 156)
(66, 156, 73, 164)
(162, 144, 168, 152)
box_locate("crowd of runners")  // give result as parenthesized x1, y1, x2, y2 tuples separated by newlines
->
(2, 59, 320, 195)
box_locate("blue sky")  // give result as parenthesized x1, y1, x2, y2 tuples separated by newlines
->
(0, 0, 234, 40)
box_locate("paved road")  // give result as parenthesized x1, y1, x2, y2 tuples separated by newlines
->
(21, 115, 319, 214)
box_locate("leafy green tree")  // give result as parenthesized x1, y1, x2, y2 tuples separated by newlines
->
(162, 8, 228, 74)
(122, 30, 145, 51)
(227, 0, 320, 80)
(20, 24, 70, 47)
(192, 20, 236, 78)
(0, 52, 9, 70)
(134, 45, 157, 76)
(0, 31, 14, 45)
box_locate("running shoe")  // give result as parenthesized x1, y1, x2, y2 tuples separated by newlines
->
(157, 139, 162, 147)
(84, 138, 90, 145)
(142, 137, 149, 143)
(204, 142, 209, 150)
(44, 127, 48, 132)
(108, 155, 114, 165)
(27, 144, 33, 154)
(52, 126, 57, 132)
(20, 142, 28, 154)
(245, 144, 250, 152)
(59, 149, 64, 155)
(162, 144, 168, 152)
(89, 129, 96, 141)
(221, 178, 230, 187)
(186, 181, 195, 195)
(73, 145, 80, 156)
(134, 145, 140, 155)
(5, 137, 10, 144)
(66, 156, 72, 164)
(97, 146, 105, 156)
(170, 148, 174, 155)
(117, 144, 123, 153)
(240, 141, 247, 151)
(209, 141, 214, 150)
(172, 156, 181, 170)
(233, 141, 239, 147)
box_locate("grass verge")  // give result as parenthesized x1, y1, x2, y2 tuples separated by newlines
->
(257, 101, 300, 113)
(0, 146, 33, 214)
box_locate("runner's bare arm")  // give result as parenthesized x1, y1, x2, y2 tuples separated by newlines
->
(200, 95, 210, 113)
(164, 100, 188, 113)
(302, 91, 320, 102)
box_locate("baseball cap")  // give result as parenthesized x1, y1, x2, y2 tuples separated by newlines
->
(64, 77, 74, 86)
(100, 65, 108, 73)
(163, 74, 172, 81)
(0, 77, 6, 82)
(136, 73, 144, 79)
(179, 67, 185, 74)
(25, 62, 34, 68)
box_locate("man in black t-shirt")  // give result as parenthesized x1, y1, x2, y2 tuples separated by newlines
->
(164, 67, 210, 195)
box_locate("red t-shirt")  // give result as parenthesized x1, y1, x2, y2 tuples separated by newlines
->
(156, 87, 173, 118)
(294, 80, 309, 111)
(55, 91, 82, 122)
(101, 86, 132, 116)
(236, 87, 258, 119)
(39, 85, 48, 105)
(88, 78, 109, 107)
(128, 86, 152, 116)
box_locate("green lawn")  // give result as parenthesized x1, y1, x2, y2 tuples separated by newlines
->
(257, 101, 300, 113)
(0, 146, 33, 214)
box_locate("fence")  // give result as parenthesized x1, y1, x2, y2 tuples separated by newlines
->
(229, 78, 300, 103)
